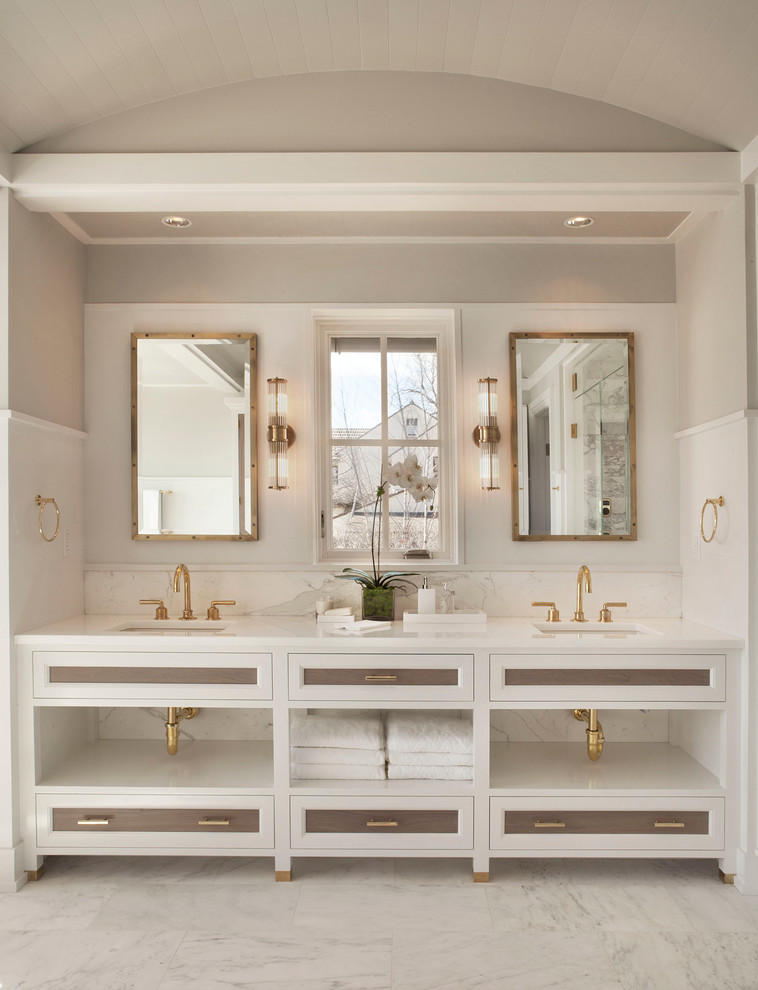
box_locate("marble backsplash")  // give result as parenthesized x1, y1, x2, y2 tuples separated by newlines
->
(96, 707, 668, 744)
(85, 566, 682, 619)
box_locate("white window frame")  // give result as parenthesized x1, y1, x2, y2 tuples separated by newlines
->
(314, 309, 459, 566)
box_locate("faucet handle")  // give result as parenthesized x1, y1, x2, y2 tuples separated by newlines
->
(139, 599, 169, 620)
(532, 601, 560, 622)
(599, 602, 627, 623)
(207, 600, 236, 621)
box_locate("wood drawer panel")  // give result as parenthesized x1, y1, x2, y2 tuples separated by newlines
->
(291, 796, 473, 850)
(490, 654, 725, 704)
(289, 653, 473, 701)
(305, 809, 459, 834)
(52, 807, 260, 833)
(504, 669, 710, 687)
(49, 667, 257, 685)
(303, 668, 458, 686)
(36, 795, 275, 850)
(490, 797, 724, 852)
(504, 810, 709, 835)
(33, 651, 272, 701)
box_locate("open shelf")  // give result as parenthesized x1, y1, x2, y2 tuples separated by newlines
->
(38, 739, 273, 792)
(289, 777, 473, 795)
(489, 742, 724, 796)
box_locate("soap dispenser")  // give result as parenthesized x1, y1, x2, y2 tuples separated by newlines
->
(417, 576, 437, 615)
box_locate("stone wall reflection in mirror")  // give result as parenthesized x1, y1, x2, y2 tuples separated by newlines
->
(131, 332, 258, 541)
(510, 332, 636, 541)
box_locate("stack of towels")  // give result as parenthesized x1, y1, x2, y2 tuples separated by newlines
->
(290, 712, 387, 780)
(385, 712, 473, 780)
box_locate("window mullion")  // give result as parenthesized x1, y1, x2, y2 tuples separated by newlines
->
(380, 336, 389, 553)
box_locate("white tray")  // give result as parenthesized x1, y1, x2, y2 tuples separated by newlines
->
(402, 609, 486, 626)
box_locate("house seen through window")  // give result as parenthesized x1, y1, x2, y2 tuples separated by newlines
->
(316, 316, 456, 563)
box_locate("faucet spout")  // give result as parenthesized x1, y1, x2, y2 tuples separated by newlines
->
(572, 564, 592, 622)
(165, 706, 198, 756)
(173, 564, 196, 620)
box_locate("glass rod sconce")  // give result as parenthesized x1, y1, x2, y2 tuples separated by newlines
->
(266, 378, 295, 490)
(473, 377, 501, 490)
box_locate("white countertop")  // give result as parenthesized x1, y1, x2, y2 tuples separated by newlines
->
(14, 614, 744, 652)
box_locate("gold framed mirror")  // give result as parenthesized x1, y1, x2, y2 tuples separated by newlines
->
(131, 332, 258, 541)
(510, 331, 636, 541)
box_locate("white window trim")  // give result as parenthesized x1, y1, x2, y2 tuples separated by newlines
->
(313, 309, 460, 567)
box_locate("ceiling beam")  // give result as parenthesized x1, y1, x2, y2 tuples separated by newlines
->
(10, 151, 741, 215)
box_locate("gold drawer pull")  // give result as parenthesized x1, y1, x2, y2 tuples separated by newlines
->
(366, 820, 398, 827)
(365, 674, 398, 681)
(76, 817, 110, 826)
(533, 820, 566, 828)
(654, 820, 686, 828)
(198, 818, 231, 826)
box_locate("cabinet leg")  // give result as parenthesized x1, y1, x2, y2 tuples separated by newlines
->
(275, 870, 292, 882)
(719, 869, 735, 885)
(26, 865, 45, 882)
(473, 871, 489, 883)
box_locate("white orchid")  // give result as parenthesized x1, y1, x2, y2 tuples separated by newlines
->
(386, 455, 437, 504)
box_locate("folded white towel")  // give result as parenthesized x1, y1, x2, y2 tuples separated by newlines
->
(290, 746, 385, 766)
(290, 713, 384, 750)
(385, 712, 473, 755)
(291, 761, 387, 780)
(387, 750, 474, 767)
(387, 764, 473, 780)
(333, 620, 393, 635)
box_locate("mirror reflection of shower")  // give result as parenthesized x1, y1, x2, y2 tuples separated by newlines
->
(510, 332, 636, 541)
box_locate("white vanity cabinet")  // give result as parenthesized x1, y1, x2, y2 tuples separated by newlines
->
(15, 617, 744, 885)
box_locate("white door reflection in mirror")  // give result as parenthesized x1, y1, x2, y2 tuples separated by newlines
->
(510, 332, 636, 541)
(131, 332, 258, 541)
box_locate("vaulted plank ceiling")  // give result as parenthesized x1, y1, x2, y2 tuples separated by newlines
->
(2, 0, 758, 153)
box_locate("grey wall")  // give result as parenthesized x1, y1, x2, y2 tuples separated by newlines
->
(9, 197, 85, 431)
(85, 243, 676, 305)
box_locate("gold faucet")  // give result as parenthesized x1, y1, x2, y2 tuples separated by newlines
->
(573, 708, 604, 761)
(173, 563, 196, 620)
(572, 564, 592, 622)
(165, 706, 198, 755)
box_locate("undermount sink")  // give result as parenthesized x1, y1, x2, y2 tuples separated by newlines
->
(111, 622, 231, 634)
(533, 622, 661, 636)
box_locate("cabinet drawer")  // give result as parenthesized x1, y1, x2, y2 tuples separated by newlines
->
(36, 795, 274, 849)
(291, 796, 473, 850)
(490, 654, 725, 704)
(289, 653, 473, 701)
(33, 651, 272, 701)
(490, 797, 724, 851)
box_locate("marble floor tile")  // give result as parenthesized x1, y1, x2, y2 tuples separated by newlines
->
(489, 857, 573, 886)
(0, 881, 118, 930)
(159, 931, 392, 990)
(487, 882, 691, 933)
(88, 881, 300, 933)
(292, 856, 396, 883)
(393, 857, 474, 885)
(39, 853, 224, 884)
(565, 857, 721, 887)
(602, 931, 758, 990)
(669, 882, 758, 933)
(213, 857, 277, 884)
(293, 882, 493, 933)
(391, 930, 625, 990)
(0, 929, 183, 990)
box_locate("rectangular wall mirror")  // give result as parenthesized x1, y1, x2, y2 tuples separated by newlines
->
(131, 332, 258, 541)
(510, 331, 636, 541)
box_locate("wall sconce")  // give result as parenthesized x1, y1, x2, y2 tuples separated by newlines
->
(473, 377, 501, 491)
(266, 378, 295, 490)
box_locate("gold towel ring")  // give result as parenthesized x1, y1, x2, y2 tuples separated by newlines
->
(700, 496, 725, 544)
(35, 495, 60, 543)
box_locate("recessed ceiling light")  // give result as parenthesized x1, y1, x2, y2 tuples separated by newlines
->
(161, 216, 192, 228)
(564, 216, 595, 228)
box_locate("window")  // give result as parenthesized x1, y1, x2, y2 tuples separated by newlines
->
(315, 312, 457, 564)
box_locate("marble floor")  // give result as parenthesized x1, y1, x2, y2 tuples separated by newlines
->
(1, 856, 757, 989)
